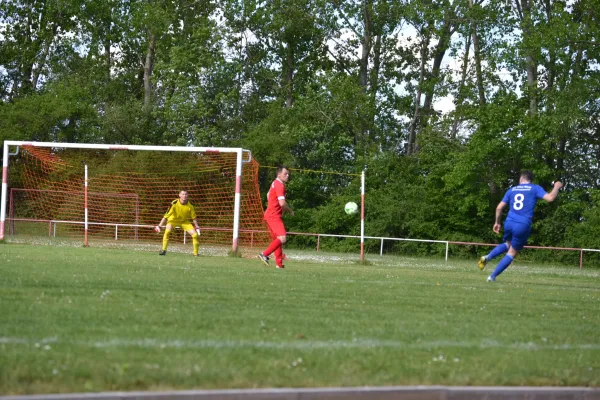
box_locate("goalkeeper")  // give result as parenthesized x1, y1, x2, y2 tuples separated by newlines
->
(155, 190, 201, 256)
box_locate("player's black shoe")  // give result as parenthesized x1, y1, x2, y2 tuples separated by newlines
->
(258, 253, 270, 266)
(159, 250, 166, 256)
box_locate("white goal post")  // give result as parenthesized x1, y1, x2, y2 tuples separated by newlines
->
(1, 141, 253, 253)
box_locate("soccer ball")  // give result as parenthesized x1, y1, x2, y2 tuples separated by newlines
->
(345, 202, 358, 215)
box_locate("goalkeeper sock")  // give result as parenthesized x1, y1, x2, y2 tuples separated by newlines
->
(192, 232, 199, 256)
(162, 229, 172, 251)
(490, 254, 514, 279)
(486, 243, 509, 261)
(263, 239, 282, 257)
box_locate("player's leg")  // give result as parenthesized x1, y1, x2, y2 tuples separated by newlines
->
(479, 242, 510, 270)
(486, 242, 510, 261)
(274, 228, 287, 268)
(160, 223, 173, 255)
(183, 224, 200, 256)
(260, 219, 285, 267)
(262, 221, 283, 257)
(258, 224, 276, 266)
(274, 234, 286, 268)
(488, 223, 529, 281)
(488, 247, 519, 281)
(479, 225, 511, 270)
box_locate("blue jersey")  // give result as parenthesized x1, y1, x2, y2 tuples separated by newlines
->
(502, 183, 547, 225)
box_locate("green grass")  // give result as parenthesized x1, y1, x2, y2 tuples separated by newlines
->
(0, 243, 598, 395)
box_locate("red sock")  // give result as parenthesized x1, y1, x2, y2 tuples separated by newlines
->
(263, 239, 281, 257)
(274, 246, 283, 266)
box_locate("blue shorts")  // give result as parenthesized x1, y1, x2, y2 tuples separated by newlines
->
(503, 220, 531, 251)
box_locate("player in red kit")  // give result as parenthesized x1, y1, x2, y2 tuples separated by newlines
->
(258, 166, 293, 269)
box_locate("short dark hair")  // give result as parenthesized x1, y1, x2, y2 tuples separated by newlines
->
(520, 170, 534, 182)
(276, 165, 288, 175)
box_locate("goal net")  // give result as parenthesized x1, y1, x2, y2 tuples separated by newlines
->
(1, 142, 270, 252)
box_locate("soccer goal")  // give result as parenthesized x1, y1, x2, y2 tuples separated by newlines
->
(1, 141, 270, 253)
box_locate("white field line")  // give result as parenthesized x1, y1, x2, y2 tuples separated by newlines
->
(1, 337, 599, 351)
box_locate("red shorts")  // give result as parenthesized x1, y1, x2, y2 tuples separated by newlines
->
(265, 218, 286, 237)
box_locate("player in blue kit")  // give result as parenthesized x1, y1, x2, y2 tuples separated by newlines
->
(478, 170, 562, 282)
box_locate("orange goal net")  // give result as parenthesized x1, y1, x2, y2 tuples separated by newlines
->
(1, 142, 270, 251)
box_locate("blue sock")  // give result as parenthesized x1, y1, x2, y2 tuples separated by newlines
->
(491, 254, 514, 279)
(486, 243, 509, 261)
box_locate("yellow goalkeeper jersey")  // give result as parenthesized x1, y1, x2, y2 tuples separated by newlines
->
(163, 199, 197, 223)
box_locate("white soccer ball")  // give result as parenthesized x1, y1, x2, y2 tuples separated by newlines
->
(345, 202, 358, 215)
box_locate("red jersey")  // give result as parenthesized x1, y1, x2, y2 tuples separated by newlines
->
(264, 178, 286, 220)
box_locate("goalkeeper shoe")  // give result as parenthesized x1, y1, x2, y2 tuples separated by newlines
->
(487, 275, 495, 282)
(258, 253, 270, 267)
(478, 256, 487, 271)
(159, 250, 166, 256)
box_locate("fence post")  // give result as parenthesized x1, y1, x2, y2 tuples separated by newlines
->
(380, 238, 384, 256)
(317, 234, 320, 252)
(84, 164, 88, 247)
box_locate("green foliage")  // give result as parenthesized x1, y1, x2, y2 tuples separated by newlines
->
(1, 0, 599, 256)
(563, 190, 600, 249)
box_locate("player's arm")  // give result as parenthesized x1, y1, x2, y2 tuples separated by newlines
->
(493, 201, 507, 233)
(275, 182, 294, 216)
(155, 217, 167, 232)
(156, 202, 175, 232)
(278, 199, 294, 216)
(543, 181, 562, 202)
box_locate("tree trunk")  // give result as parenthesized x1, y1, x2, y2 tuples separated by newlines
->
(422, 15, 452, 124)
(470, 0, 486, 105)
(31, 24, 58, 90)
(451, 33, 471, 139)
(31, 35, 54, 90)
(19, 12, 36, 95)
(284, 43, 294, 108)
(407, 34, 429, 156)
(104, 41, 112, 81)
(359, 0, 373, 91)
(143, 32, 156, 110)
(356, 0, 373, 150)
(519, 0, 538, 116)
(370, 33, 382, 134)
(371, 32, 381, 93)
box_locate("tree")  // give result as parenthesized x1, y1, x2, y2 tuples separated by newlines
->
(0, 0, 79, 99)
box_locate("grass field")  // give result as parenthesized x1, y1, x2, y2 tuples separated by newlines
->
(0, 243, 598, 395)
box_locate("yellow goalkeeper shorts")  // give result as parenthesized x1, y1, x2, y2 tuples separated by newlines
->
(168, 221, 195, 232)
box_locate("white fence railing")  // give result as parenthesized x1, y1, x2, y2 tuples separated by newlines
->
(6, 218, 599, 269)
